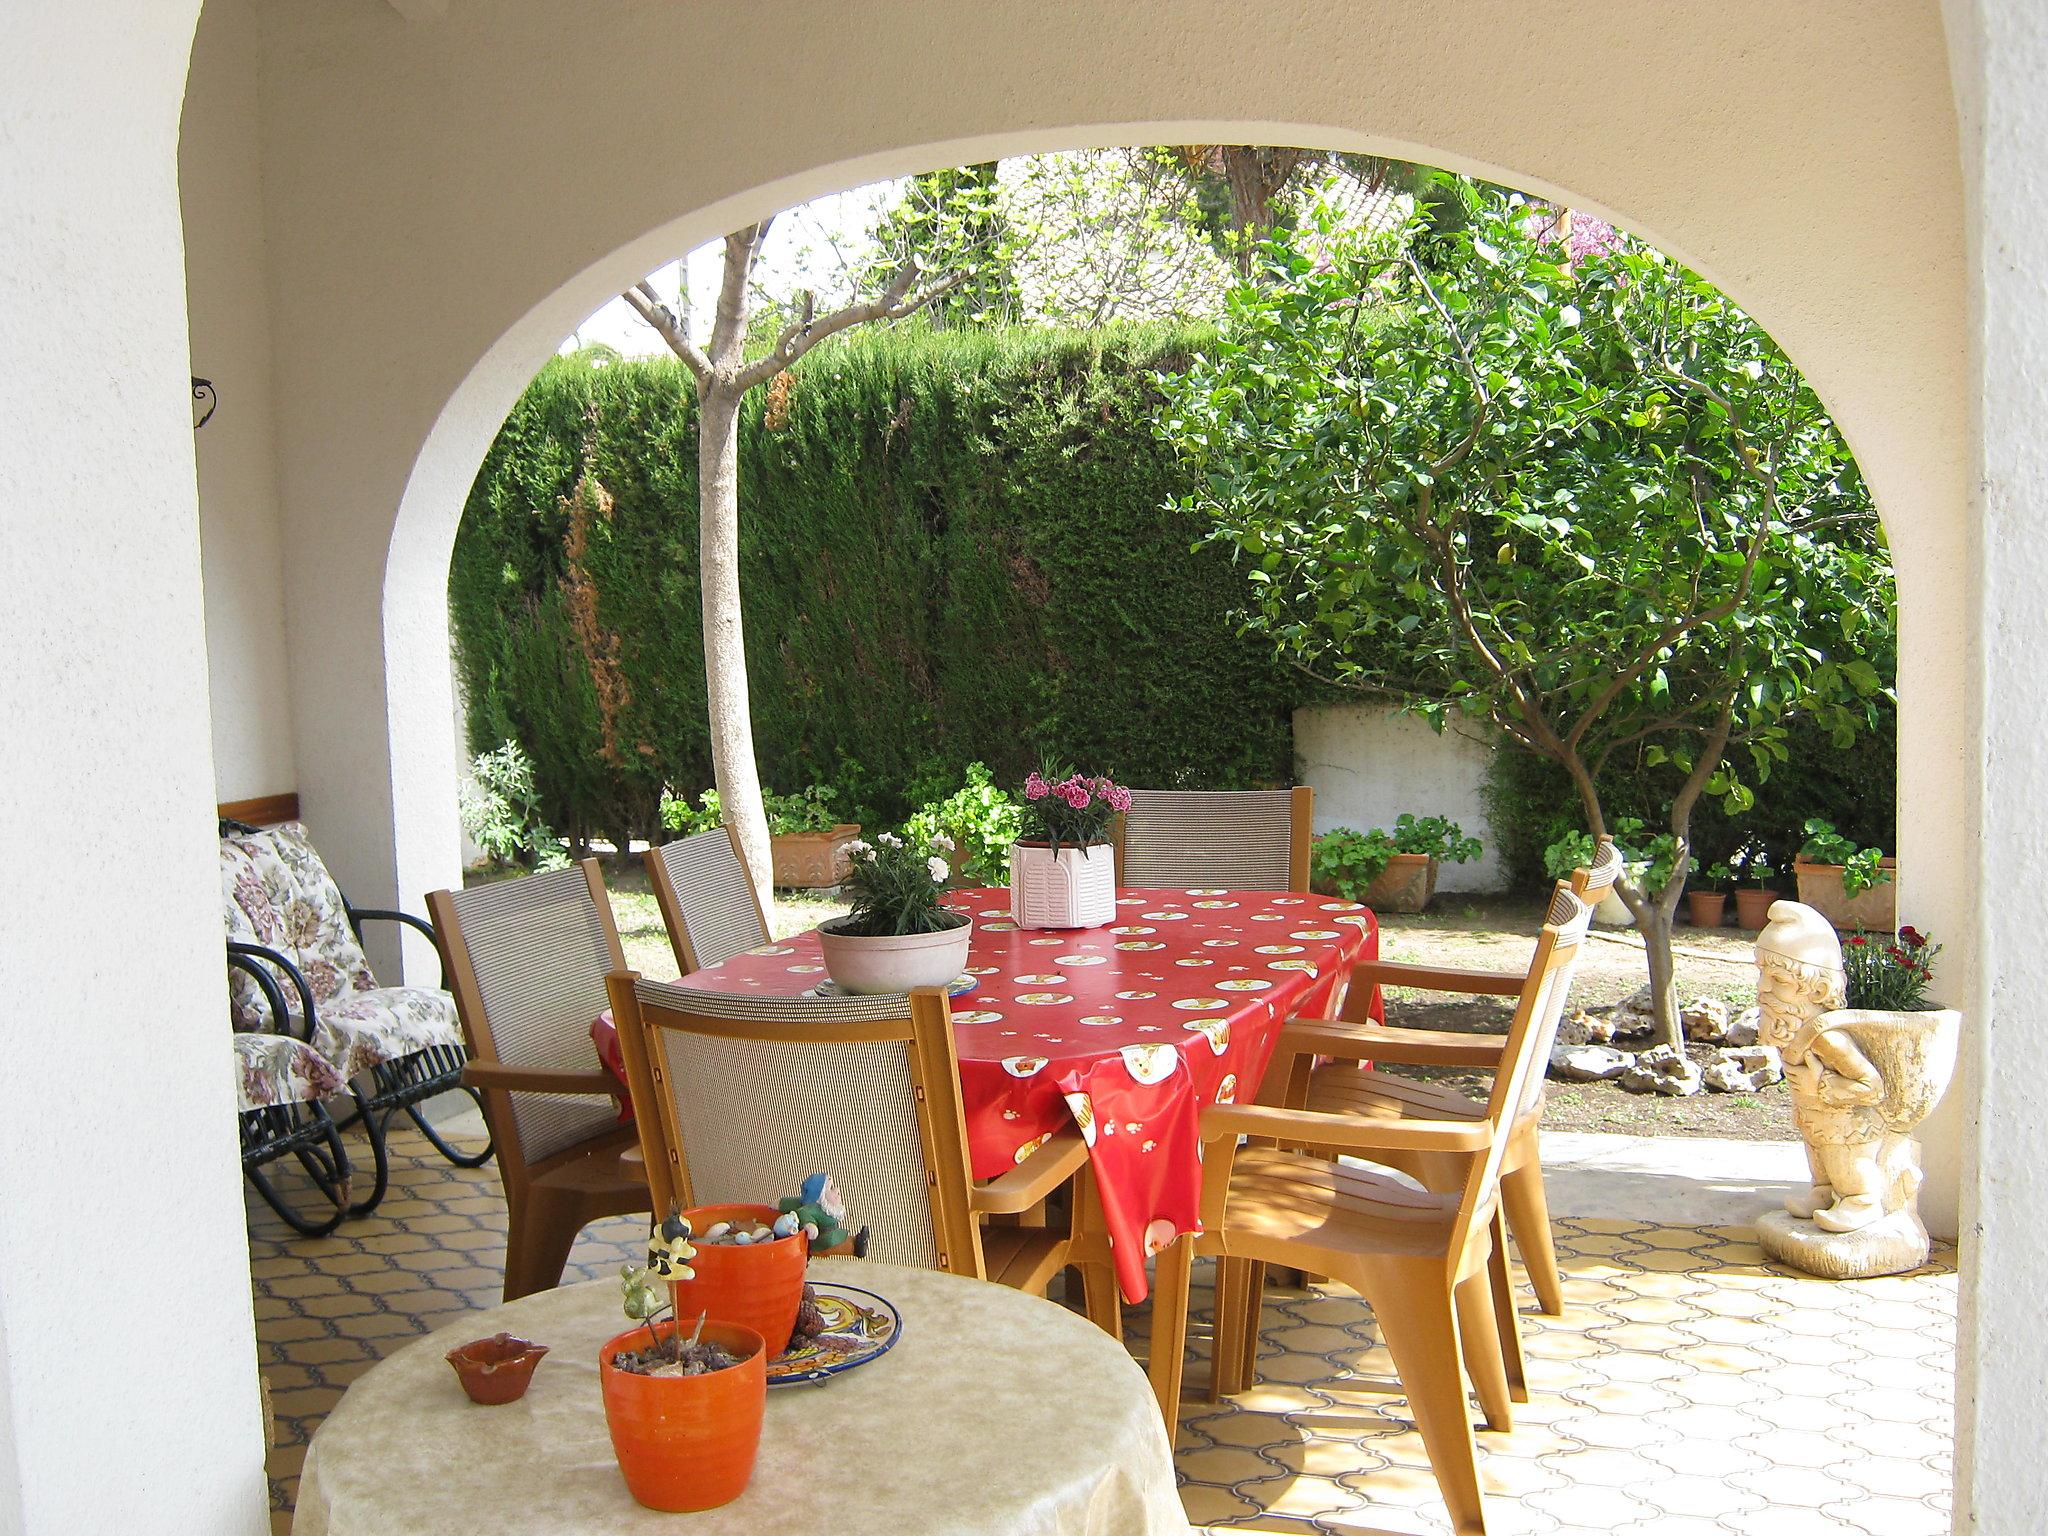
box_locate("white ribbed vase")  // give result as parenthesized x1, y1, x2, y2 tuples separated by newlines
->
(1009, 842, 1117, 930)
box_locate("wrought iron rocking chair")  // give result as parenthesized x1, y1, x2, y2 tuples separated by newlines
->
(222, 812, 492, 1233)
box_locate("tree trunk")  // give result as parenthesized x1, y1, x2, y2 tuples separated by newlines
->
(1634, 899, 1683, 1050)
(696, 382, 774, 916)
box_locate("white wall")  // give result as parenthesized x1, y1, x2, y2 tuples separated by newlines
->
(1944, 0, 2048, 1525)
(1294, 705, 1509, 893)
(0, 2, 269, 1530)
(183, 0, 296, 805)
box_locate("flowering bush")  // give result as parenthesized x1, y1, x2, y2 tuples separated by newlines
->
(833, 831, 966, 937)
(902, 762, 1023, 884)
(1019, 766, 1130, 853)
(1842, 926, 1941, 1012)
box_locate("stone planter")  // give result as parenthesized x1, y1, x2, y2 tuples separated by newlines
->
(816, 914, 973, 994)
(769, 823, 861, 889)
(1793, 857, 1898, 933)
(1010, 841, 1117, 929)
(1358, 852, 1437, 914)
(1733, 887, 1781, 931)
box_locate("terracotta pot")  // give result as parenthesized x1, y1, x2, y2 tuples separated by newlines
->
(1733, 887, 1781, 931)
(599, 1318, 767, 1513)
(666, 1203, 808, 1357)
(817, 914, 973, 994)
(1358, 852, 1437, 914)
(769, 823, 861, 888)
(444, 1332, 549, 1405)
(1686, 891, 1728, 929)
(1009, 841, 1117, 928)
(1793, 857, 1898, 933)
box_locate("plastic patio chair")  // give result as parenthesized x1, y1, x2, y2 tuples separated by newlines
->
(1146, 882, 1595, 1536)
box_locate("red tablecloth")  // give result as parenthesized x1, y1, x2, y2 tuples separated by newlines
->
(678, 887, 1379, 1301)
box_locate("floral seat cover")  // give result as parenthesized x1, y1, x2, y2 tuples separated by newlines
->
(235, 1031, 347, 1114)
(220, 821, 462, 1086)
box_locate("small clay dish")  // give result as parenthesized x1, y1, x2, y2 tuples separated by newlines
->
(446, 1333, 550, 1404)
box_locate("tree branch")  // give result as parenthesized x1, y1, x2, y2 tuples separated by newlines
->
(620, 282, 711, 382)
(733, 260, 967, 392)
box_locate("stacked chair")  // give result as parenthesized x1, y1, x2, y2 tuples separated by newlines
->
(222, 816, 485, 1234)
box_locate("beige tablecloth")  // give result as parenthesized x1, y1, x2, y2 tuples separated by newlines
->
(294, 1258, 1188, 1535)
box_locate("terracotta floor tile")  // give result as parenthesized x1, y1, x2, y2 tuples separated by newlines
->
(245, 1125, 1957, 1536)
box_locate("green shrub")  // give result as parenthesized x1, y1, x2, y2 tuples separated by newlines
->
(1799, 818, 1893, 898)
(1312, 815, 1481, 898)
(901, 762, 1024, 885)
(459, 741, 569, 869)
(450, 326, 1296, 844)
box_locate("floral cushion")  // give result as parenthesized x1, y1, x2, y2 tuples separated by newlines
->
(220, 822, 462, 1078)
(235, 1032, 346, 1113)
(312, 987, 463, 1081)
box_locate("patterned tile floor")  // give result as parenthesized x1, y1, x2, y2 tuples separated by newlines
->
(251, 1125, 1955, 1535)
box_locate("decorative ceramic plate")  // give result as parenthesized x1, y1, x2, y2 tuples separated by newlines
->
(806, 974, 978, 999)
(766, 1283, 901, 1387)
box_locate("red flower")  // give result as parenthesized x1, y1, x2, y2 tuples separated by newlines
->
(1899, 925, 1928, 949)
(1845, 935, 1868, 947)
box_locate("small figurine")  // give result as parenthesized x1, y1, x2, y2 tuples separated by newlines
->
(777, 1172, 850, 1249)
(645, 1206, 696, 1280)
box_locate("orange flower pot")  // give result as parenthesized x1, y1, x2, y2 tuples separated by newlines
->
(599, 1319, 766, 1512)
(668, 1203, 808, 1357)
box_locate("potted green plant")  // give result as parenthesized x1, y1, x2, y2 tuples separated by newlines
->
(817, 830, 971, 992)
(1687, 861, 1732, 929)
(1794, 818, 1896, 933)
(1009, 767, 1128, 929)
(1311, 815, 1482, 914)
(764, 785, 862, 889)
(1733, 842, 1780, 931)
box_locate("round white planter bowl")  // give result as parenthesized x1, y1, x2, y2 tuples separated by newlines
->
(817, 916, 974, 995)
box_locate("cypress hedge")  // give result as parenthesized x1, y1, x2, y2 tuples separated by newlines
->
(448, 325, 1298, 847)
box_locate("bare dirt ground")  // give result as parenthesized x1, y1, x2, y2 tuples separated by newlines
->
(483, 864, 1785, 1140)
(1374, 895, 1791, 1139)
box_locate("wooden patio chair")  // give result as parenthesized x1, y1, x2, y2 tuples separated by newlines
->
(1112, 785, 1314, 892)
(605, 972, 1121, 1326)
(1147, 882, 1595, 1536)
(643, 824, 771, 972)
(1258, 836, 1623, 1321)
(427, 861, 647, 1300)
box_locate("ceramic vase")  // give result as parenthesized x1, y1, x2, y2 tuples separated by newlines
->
(817, 915, 973, 994)
(1010, 841, 1116, 929)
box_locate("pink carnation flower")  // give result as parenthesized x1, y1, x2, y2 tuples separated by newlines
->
(1024, 773, 1050, 801)
(1062, 783, 1091, 809)
(1103, 784, 1132, 813)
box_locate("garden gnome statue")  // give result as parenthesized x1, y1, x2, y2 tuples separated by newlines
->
(1752, 900, 1959, 1278)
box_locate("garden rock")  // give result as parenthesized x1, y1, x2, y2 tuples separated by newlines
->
(1557, 1008, 1615, 1046)
(1606, 985, 1658, 1041)
(1682, 996, 1732, 1044)
(1619, 1042, 1703, 1097)
(1726, 1005, 1762, 1048)
(1703, 1045, 1784, 1093)
(1551, 1043, 1634, 1081)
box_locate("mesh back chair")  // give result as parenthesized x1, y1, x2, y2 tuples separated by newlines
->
(1113, 786, 1313, 892)
(1264, 836, 1621, 1320)
(644, 825, 771, 973)
(427, 861, 647, 1300)
(606, 974, 1120, 1319)
(1149, 884, 1594, 1536)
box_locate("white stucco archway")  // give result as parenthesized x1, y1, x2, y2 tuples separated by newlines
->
(163, 1, 2048, 1529)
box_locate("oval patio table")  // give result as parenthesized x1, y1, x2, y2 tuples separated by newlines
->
(680, 887, 1380, 1300)
(293, 1256, 1188, 1536)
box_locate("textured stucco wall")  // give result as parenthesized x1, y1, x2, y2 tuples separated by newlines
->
(229, 0, 1975, 1227)
(1943, 0, 2047, 1526)
(1294, 706, 1510, 894)
(184, 0, 298, 804)
(0, 2, 269, 1530)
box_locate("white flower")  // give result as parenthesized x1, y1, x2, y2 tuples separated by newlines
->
(843, 839, 873, 859)
(877, 832, 902, 848)
(927, 857, 951, 884)
(932, 833, 956, 853)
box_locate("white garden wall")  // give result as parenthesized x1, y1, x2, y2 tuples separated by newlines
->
(1294, 705, 1509, 893)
